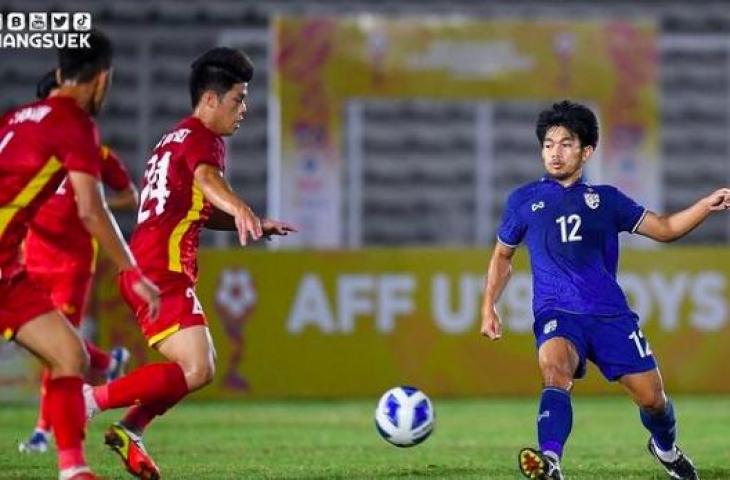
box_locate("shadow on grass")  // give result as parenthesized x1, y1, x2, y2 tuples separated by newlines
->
(286, 465, 493, 479)
(564, 465, 730, 479)
(386, 465, 487, 477)
(695, 467, 730, 480)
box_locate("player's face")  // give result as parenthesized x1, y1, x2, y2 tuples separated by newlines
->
(215, 82, 248, 136)
(541, 126, 592, 182)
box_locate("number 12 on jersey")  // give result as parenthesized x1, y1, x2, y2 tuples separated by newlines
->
(556, 214, 583, 243)
(629, 329, 653, 358)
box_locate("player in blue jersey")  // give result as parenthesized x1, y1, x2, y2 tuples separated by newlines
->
(480, 100, 729, 480)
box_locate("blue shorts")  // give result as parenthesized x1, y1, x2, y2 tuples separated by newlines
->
(533, 310, 657, 381)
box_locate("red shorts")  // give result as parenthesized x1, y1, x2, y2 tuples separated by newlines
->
(28, 271, 92, 327)
(119, 269, 207, 346)
(0, 271, 56, 341)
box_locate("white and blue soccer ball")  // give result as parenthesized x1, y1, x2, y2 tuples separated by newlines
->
(374, 386, 435, 447)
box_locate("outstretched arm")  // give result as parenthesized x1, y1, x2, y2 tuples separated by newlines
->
(205, 206, 237, 231)
(194, 164, 262, 245)
(480, 241, 516, 341)
(637, 188, 730, 242)
(206, 206, 297, 238)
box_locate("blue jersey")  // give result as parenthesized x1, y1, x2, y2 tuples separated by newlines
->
(497, 176, 646, 317)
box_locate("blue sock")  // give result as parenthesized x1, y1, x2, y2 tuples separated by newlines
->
(640, 399, 676, 452)
(537, 387, 573, 459)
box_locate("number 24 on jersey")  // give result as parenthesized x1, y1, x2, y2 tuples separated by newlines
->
(138, 151, 172, 223)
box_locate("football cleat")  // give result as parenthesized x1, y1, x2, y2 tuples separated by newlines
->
(647, 437, 699, 480)
(106, 347, 131, 382)
(18, 429, 49, 454)
(518, 447, 564, 480)
(104, 422, 160, 480)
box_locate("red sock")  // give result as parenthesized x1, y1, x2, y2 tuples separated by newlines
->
(122, 394, 185, 434)
(93, 362, 188, 411)
(36, 369, 52, 431)
(46, 376, 86, 470)
(84, 340, 111, 371)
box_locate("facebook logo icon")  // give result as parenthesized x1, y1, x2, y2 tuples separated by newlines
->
(7, 12, 26, 31)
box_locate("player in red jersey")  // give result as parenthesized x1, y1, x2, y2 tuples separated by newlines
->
(0, 30, 159, 480)
(83, 47, 295, 479)
(17, 71, 139, 455)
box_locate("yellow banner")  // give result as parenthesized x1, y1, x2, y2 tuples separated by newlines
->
(273, 17, 658, 246)
(93, 247, 730, 398)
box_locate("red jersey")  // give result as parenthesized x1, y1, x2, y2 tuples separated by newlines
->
(0, 97, 101, 275)
(24, 146, 133, 274)
(130, 116, 224, 283)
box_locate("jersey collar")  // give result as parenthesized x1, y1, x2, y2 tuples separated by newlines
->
(541, 174, 588, 189)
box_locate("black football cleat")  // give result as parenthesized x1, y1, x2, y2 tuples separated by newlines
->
(647, 437, 699, 480)
(518, 447, 564, 480)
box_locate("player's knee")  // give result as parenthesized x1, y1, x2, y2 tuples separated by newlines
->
(184, 362, 216, 390)
(540, 363, 573, 390)
(636, 390, 666, 412)
(200, 362, 216, 386)
(52, 340, 89, 377)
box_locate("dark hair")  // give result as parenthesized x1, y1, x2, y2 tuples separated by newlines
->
(36, 70, 58, 99)
(57, 29, 113, 83)
(535, 100, 599, 149)
(189, 47, 254, 108)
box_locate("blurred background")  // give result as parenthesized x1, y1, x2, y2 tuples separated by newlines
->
(0, 0, 729, 401)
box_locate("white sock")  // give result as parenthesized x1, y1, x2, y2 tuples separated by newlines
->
(82, 383, 99, 420)
(106, 357, 118, 374)
(120, 423, 142, 442)
(653, 439, 679, 462)
(544, 450, 561, 464)
(58, 465, 90, 480)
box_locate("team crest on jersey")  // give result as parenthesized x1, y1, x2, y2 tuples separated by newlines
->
(584, 192, 600, 209)
(543, 319, 558, 335)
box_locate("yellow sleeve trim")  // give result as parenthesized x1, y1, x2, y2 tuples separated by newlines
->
(90, 237, 99, 273)
(100, 145, 110, 161)
(0, 156, 63, 237)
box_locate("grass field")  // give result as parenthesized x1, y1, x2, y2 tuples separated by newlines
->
(1, 396, 729, 479)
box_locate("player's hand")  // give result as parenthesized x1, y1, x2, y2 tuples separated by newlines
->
(480, 306, 503, 341)
(261, 218, 298, 239)
(127, 269, 161, 320)
(234, 205, 263, 246)
(707, 188, 730, 211)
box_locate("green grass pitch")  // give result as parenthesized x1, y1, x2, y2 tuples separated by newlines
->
(1, 396, 729, 479)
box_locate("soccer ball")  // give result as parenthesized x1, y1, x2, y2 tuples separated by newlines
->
(374, 386, 435, 447)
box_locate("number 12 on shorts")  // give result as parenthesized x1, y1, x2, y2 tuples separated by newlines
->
(628, 329, 653, 358)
